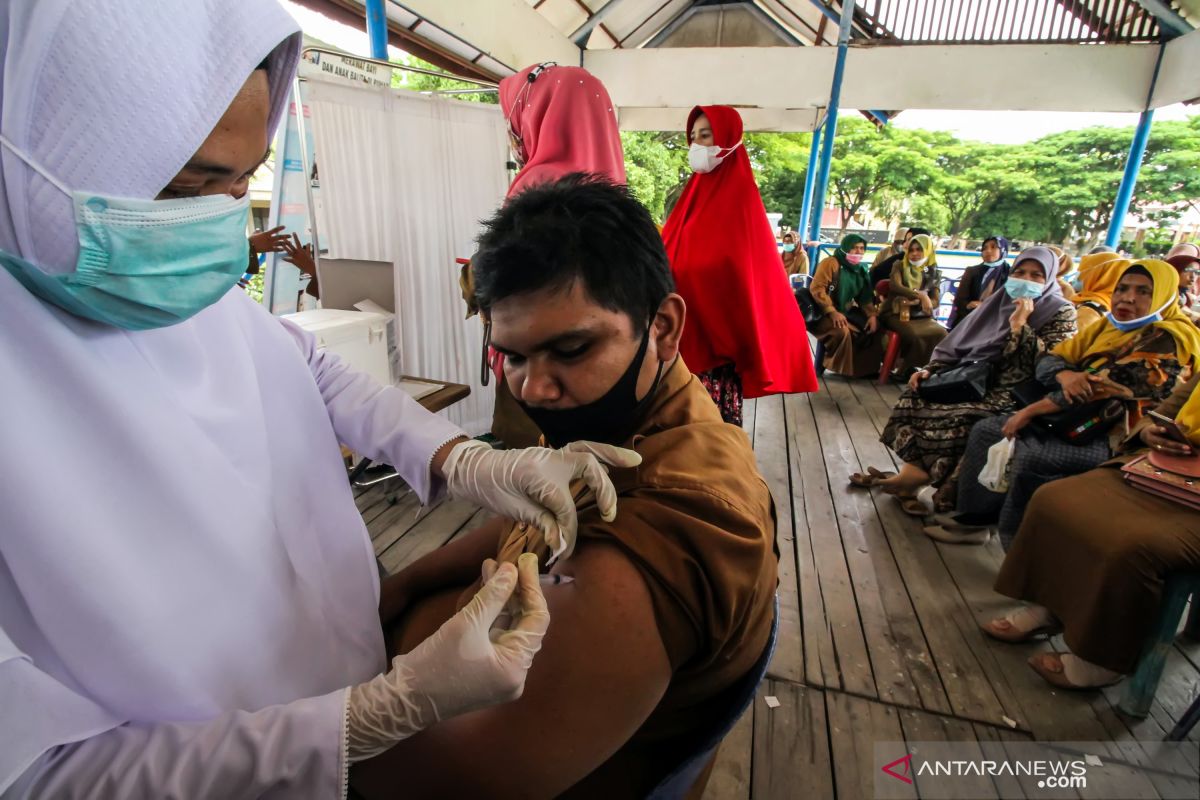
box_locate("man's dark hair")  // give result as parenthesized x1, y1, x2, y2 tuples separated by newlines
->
(906, 226, 931, 238)
(472, 173, 674, 327)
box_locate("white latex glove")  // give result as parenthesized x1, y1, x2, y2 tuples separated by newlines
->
(442, 440, 643, 562)
(346, 554, 549, 763)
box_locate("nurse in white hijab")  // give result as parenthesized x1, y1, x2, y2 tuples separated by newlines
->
(0, 1, 640, 797)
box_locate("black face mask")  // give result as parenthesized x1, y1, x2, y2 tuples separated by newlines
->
(518, 324, 665, 449)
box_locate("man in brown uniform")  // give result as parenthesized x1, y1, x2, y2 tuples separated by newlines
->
(352, 174, 778, 799)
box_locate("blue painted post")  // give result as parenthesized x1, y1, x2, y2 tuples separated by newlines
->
(806, 0, 856, 257)
(365, 0, 388, 60)
(1105, 109, 1154, 249)
(798, 123, 822, 259)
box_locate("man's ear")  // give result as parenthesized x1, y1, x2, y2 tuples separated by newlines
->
(652, 294, 686, 361)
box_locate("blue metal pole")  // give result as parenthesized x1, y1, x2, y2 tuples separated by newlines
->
(365, 0, 388, 60)
(806, 0, 856, 260)
(1104, 111, 1154, 249)
(798, 123, 822, 246)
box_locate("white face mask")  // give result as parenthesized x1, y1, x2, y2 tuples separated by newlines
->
(908, 256, 927, 267)
(688, 140, 742, 174)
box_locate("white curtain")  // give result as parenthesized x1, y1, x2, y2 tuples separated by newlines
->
(307, 79, 509, 434)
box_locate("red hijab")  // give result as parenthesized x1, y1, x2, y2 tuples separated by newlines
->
(662, 106, 817, 397)
(499, 63, 626, 198)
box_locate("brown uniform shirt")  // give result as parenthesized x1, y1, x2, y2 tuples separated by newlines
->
(497, 357, 778, 781)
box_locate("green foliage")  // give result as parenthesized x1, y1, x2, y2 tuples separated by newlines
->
(390, 54, 498, 104)
(621, 131, 690, 222)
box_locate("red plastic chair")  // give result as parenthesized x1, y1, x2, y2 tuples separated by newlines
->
(874, 279, 901, 384)
(879, 331, 901, 385)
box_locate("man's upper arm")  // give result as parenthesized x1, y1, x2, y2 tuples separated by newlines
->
(352, 542, 673, 799)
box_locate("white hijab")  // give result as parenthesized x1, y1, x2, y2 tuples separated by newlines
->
(0, 2, 393, 791)
(0, 0, 298, 272)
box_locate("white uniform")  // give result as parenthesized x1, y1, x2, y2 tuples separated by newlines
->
(0, 1, 463, 796)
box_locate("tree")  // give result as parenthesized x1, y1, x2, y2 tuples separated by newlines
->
(825, 118, 939, 235)
(621, 131, 690, 223)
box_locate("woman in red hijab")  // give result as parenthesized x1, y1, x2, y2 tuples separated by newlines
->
(479, 63, 627, 446)
(662, 106, 817, 425)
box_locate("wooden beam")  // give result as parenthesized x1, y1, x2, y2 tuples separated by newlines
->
(398, 0, 581, 71)
(292, 0, 496, 80)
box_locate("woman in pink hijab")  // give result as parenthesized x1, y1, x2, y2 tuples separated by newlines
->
(482, 63, 627, 446)
(499, 62, 625, 197)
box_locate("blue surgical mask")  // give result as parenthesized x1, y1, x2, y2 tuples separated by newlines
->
(782, 243, 796, 253)
(1105, 296, 1176, 333)
(1004, 277, 1045, 300)
(983, 258, 1005, 268)
(0, 134, 251, 330)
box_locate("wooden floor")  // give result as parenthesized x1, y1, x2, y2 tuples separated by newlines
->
(353, 374, 1200, 799)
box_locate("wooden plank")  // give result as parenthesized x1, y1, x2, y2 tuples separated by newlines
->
(897, 707, 999, 799)
(751, 395, 803, 683)
(741, 396, 757, 440)
(377, 500, 481, 574)
(825, 689, 916, 800)
(970, 723, 1043, 800)
(1091, 688, 1198, 799)
(702, 704, 753, 800)
(809, 377, 946, 712)
(751, 681, 834, 800)
(853, 468, 1016, 725)
(783, 392, 875, 697)
(367, 490, 430, 554)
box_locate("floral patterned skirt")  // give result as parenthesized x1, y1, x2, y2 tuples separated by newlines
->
(699, 364, 744, 427)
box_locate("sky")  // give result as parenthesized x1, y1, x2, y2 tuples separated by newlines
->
(280, 1, 1195, 145)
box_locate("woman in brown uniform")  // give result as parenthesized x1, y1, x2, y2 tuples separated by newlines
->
(808, 234, 886, 378)
(983, 371, 1200, 689)
(880, 233, 948, 374)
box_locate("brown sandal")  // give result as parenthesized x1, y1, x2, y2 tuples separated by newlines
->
(849, 466, 896, 488)
(898, 497, 929, 517)
(1028, 653, 1123, 690)
(981, 612, 1063, 644)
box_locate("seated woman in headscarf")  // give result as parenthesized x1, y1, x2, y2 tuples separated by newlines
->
(662, 105, 817, 425)
(981, 370, 1200, 690)
(1166, 247, 1200, 324)
(808, 235, 886, 377)
(949, 235, 1010, 329)
(944, 260, 1200, 546)
(780, 230, 808, 276)
(880, 233, 948, 374)
(469, 63, 627, 448)
(871, 226, 929, 286)
(1046, 245, 1077, 299)
(851, 248, 1076, 513)
(1070, 251, 1129, 331)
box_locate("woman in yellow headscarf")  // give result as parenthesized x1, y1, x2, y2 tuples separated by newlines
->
(1069, 252, 1130, 331)
(982, 296, 1200, 689)
(881, 233, 948, 374)
(939, 260, 1200, 549)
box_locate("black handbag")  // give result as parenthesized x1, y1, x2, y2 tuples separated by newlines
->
(794, 287, 824, 325)
(1010, 379, 1125, 446)
(917, 361, 993, 404)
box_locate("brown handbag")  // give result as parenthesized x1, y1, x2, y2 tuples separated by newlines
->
(1121, 451, 1200, 511)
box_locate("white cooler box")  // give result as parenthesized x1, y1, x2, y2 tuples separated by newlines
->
(283, 308, 392, 389)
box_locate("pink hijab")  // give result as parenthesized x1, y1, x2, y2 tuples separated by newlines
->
(499, 63, 625, 197)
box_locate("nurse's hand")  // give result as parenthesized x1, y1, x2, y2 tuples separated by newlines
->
(439, 439, 642, 562)
(347, 554, 549, 763)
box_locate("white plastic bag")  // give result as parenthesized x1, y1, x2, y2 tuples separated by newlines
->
(978, 438, 1015, 493)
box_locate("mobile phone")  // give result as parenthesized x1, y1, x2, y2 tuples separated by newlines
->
(1147, 411, 1189, 443)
